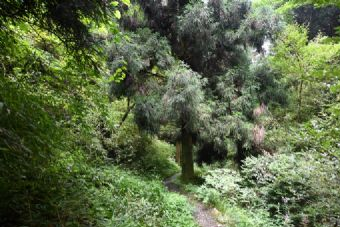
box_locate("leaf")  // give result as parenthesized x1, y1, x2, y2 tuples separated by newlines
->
(108, 66, 127, 82)
(111, 1, 119, 7)
(114, 10, 121, 19)
(151, 66, 159, 75)
(122, 0, 131, 6)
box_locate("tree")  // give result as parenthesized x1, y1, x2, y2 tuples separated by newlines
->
(137, 0, 189, 38)
(162, 64, 205, 182)
(270, 24, 340, 121)
(176, 0, 281, 77)
(293, 4, 340, 39)
(0, 0, 122, 49)
(173, 0, 282, 164)
(113, 0, 284, 169)
(107, 28, 174, 126)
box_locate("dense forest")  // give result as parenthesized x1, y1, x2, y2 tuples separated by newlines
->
(1, 0, 340, 226)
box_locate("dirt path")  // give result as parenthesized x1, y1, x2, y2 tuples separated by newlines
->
(164, 174, 223, 227)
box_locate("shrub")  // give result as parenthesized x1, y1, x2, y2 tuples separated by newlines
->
(141, 139, 180, 178)
(98, 100, 179, 178)
(242, 153, 340, 227)
(189, 168, 282, 227)
(88, 166, 197, 227)
(191, 151, 340, 227)
(194, 169, 243, 204)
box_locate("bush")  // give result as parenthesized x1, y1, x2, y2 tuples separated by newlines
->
(190, 151, 340, 227)
(189, 168, 282, 227)
(214, 204, 282, 227)
(194, 169, 244, 204)
(242, 153, 340, 227)
(100, 100, 179, 178)
(86, 166, 197, 227)
(141, 139, 180, 178)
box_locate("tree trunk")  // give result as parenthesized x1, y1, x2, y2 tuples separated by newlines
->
(298, 80, 303, 121)
(235, 139, 246, 167)
(175, 140, 181, 164)
(180, 129, 194, 182)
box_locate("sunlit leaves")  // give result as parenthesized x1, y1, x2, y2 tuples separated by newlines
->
(111, 1, 119, 7)
(271, 24, 340, 82)
(109, 65, 127, 82)
(269, 24, 340, 119)
(114, 10, 122, 19)
(122, 0, 131, 7)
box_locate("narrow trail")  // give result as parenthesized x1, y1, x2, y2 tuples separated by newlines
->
(164, 174, 223, 227)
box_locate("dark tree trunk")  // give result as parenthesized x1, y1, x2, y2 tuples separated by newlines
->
(176, 139, 181, 164)
(235, 139, 246, 167)
(180, 129, 194, 182)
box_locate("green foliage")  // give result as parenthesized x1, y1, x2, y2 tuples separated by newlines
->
(0, 0, 123, 49)
(161, 193, 198, 227)
(108, 28, 174, 98)
(282, 113, 340, 159)
(253, 0, 340, 13)
(86, 166, 197, 227)
(216, 66, 258, 115)
(197, 62, 276, 163)
(120, 2, 147, 30)
(270, 24, 340, 121)
(187, 168, 282, 227)
(214, 204, 282, 227)
(101, 100, 147, 163)
(177, 0, 281, 75)
(242, 153, 340, 227)
(271, 24, 340, 81)
(244, 5, 284, 50)
(3, 1, 340, 227)
(163, 63, 206, 132)
(177, 2, 217, 73)
(287, 0, 340, 7)
(190, 151, 340, 227)
(133, 81, 164, 134)
(97, 99, 179, 178)
(293, 5, 340, 40)
(141, 139, 180, 178)
(194, 169, 244, 204)
(0, 18, 193, 227)
(0, 156, 195, 227)
(252, 60, 288, 107)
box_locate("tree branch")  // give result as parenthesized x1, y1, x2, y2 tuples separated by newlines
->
(118, 97, 135, 127)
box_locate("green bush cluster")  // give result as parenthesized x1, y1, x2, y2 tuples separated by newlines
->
(97, 100, 179, 178)
(243, 153, 340, 227)
(188, 168, 280, 227)
(81, 166, 197, 227)
(191, 152, 340, 227)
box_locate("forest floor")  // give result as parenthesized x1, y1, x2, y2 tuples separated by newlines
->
(164, 174, 223, 227)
